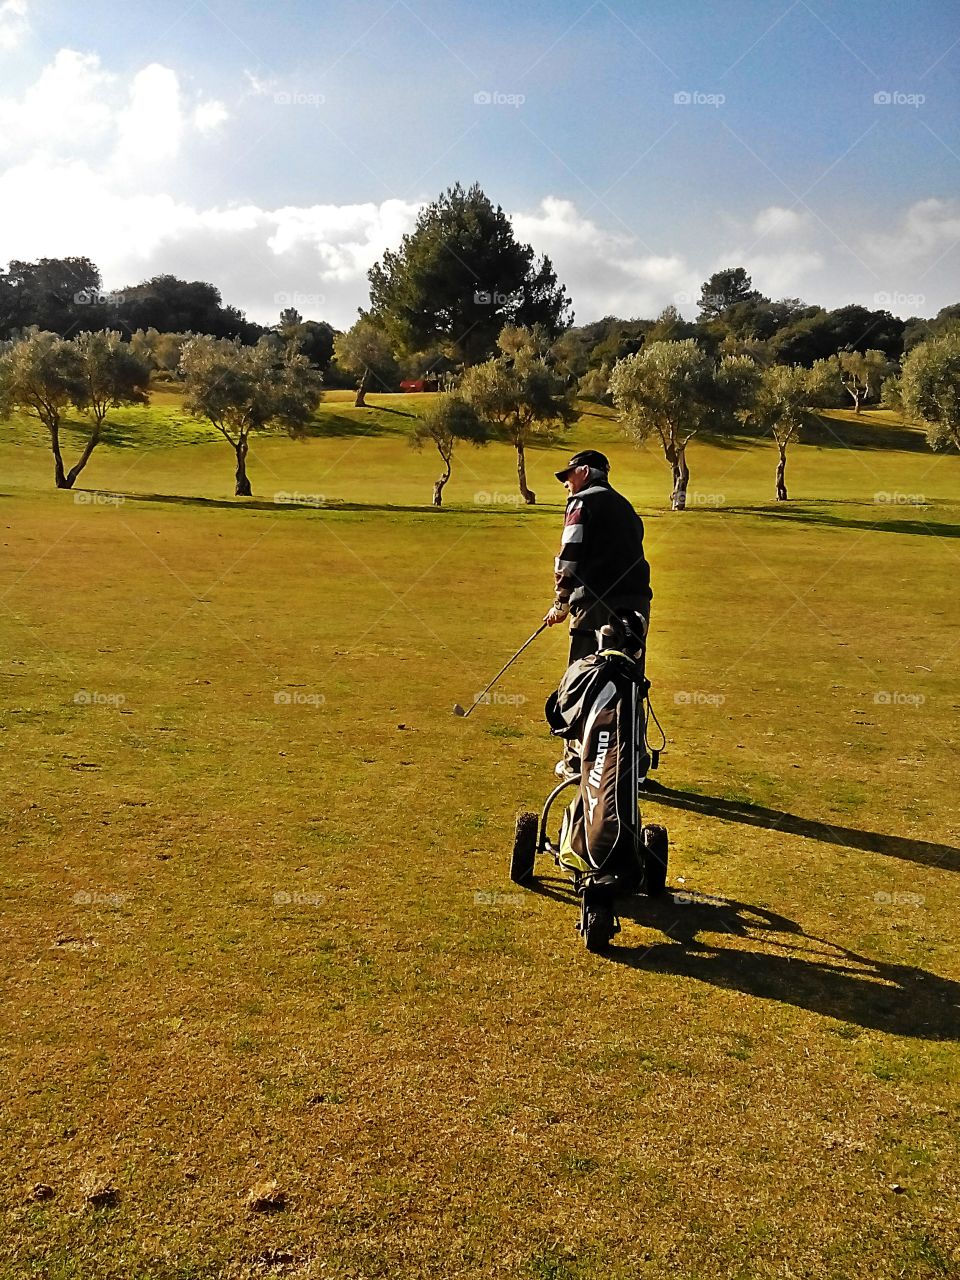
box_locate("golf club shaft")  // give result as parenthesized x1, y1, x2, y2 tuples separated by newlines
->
(461, 622, 549, 717)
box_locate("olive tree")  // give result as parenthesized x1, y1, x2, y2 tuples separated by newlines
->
(577, 362, 613, 404)
(181, 336, 322, 495)
(332, 314, 398, 407)
(609, 340, 754, 510)
(0, 329, 152, 489)
(460, 326, 575, 505)
(0, 330, 87, 488)
(836, 349, 891, 414)
(410, 394, 489, 506)
(897, 332, 960, 453)
(750, 360, 841, 500)
(73, 330, 151, 472)
(129, 328, 191, 379)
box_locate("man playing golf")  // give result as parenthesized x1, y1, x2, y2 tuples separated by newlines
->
(545, 449, 652, 776)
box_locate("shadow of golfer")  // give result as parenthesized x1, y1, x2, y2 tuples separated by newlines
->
(643, 783, 960, 874)
(610, 893, 960, 1041)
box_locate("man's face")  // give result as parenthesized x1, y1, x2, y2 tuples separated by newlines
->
(563, 465, 592, 496)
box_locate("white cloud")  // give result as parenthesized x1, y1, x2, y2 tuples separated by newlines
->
(0, 0, 28, 51)
(114, 63, 183, 172)
(0, 155, 187, 265)
(0, 50, 419, 326)
(193, 99, 229, 135)
(243, 69, 272, 97)
(0, 152, 421, 324)
(711, 247, 825, 300)
(695, 203, 826, 303)
(0, 49, 217, 171)
(752, 205, 810, 238)
(0, 49, 114, 155)
(160, 199, 423, 323)
(862, 197, 960, 265)
(512, 197, 698, 321)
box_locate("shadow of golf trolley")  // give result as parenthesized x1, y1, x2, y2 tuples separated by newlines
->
(509, 614, 669, 954)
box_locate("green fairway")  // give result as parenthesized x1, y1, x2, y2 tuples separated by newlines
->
(1, 394, 958, 1279)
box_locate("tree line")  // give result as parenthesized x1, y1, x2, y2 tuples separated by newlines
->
(0, 260, 265, 346)
(2, 320, 957, 508)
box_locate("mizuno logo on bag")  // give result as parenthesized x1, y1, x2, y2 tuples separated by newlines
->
(588, 731, 610, 788)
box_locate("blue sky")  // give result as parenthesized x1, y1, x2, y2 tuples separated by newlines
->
(1, 0, 958, 325)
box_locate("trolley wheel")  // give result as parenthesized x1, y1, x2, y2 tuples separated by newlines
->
(579, 897, 616, 953)
(641, 823, 669, 897)
(578, 877, 619, 952)
(510, 811, 538, 884)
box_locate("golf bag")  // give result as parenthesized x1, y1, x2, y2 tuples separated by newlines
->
(545, 616, 658, 893)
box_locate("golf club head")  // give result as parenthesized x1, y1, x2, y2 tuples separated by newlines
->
(452, 703, 467, 717)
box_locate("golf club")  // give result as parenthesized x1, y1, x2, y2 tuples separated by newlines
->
(453, 622, 549, 718)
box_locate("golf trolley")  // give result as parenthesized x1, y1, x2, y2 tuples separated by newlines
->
(509, 614, 668, 953)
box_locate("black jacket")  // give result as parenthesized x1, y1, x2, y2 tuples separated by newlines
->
(554, 478, 652, 617)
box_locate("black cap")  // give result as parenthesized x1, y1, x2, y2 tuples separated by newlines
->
(555, 449, 610, 481)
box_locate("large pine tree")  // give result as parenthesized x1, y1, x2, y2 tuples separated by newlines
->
(368, 183, 572, 366)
